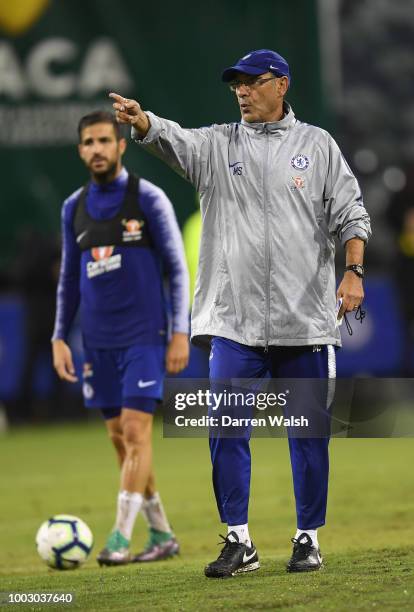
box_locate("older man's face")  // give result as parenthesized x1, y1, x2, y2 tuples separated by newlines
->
(229, 72, 289, 123)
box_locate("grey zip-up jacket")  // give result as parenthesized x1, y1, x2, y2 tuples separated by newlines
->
(133, 103, 371, 348)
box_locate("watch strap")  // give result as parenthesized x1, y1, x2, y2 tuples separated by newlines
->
(345, 264, 364, 278)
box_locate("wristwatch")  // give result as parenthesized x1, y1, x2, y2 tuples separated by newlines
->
(345, 264, 364, 278)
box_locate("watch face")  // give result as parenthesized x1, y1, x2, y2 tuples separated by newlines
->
(347, 265, 364, 277)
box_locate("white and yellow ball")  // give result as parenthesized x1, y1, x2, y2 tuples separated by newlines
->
(36, 514, 93, 570)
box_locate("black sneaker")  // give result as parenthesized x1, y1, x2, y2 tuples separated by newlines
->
(204, 531, 260, 578)
(286, 533, 323, 572)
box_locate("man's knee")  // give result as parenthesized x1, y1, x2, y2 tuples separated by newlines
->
(121, 410, 153, 453)
(105, 416, 123, 445)
(108, 428, 124, 450)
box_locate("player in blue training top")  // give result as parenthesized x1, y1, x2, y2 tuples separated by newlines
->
(52, 111, 190, 566)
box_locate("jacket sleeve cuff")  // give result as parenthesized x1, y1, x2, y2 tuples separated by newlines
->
(131, 111, 162, 144)
(172, 323, 190, 335)
(341, 227, 369, 247)
(51, 333, 65, 342)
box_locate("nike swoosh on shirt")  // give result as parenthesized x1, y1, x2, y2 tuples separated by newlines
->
(76, 230, 88, 243)
(242, 548, 257, 563)
(138, 380, 156, 388)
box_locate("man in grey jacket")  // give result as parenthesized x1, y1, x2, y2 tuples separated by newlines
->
(110, 48, 371, 578)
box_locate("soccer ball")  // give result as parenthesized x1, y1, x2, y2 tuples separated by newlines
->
(36, 514, 93, 569)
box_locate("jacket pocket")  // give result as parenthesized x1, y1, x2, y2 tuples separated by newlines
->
(316, 220, 330, 326)
(212, 254, 226, 308)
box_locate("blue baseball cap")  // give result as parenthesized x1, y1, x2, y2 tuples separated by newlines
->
(222, 49, 290, 83)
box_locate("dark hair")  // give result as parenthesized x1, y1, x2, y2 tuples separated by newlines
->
(78, 110, 121, 142)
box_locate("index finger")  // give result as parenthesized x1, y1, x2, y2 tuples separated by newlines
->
(109, 92, 126, 103)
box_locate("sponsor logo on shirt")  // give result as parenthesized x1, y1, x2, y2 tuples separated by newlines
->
(122, 218, 144, 242)
(290, 176, 305, 191)
(87, 245, 121, 278)
(91, 246, 115, 260)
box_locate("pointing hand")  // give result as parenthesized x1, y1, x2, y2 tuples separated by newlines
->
(109, 92, 150, 137)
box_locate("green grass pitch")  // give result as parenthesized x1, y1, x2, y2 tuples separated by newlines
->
(1, 419, 414, 611)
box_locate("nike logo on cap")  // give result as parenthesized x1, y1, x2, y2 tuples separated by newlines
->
(242, 548, 257, 563)
(138, 380, 156, 388)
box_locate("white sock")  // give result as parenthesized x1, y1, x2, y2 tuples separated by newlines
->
(228, 524, 251, 547)
(141, 492, 172, 534)
(295, 528, 318, 548)
(115, 490, 143, 541)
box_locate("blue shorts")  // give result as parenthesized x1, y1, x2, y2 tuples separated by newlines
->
(82, 344, 165, 418)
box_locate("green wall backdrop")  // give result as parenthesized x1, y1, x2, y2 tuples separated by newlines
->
(0, 0, 325, 268)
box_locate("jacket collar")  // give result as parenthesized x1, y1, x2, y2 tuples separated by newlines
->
(241, 102, 295, 134)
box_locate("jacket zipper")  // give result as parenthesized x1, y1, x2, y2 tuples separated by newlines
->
(263, 129, 271, 352)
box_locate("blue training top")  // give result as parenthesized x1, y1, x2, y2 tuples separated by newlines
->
(52, 167, 189, 348)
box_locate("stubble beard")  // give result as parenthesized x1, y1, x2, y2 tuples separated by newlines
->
(90, 159, 119, 184)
